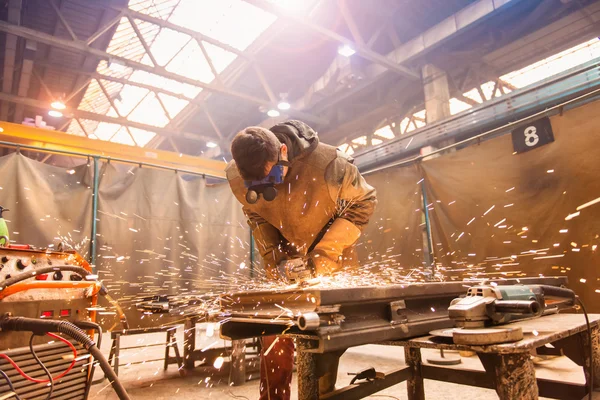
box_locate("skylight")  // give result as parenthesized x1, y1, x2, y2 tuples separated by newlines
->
(68, 0, 277, 147)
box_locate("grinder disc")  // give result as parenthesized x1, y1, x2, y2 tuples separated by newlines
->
(453, 327, 523, 345)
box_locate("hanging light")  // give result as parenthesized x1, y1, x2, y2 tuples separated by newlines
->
(51, 100, 66, 110)
(48, 110, 63, 118)
(277, 101, 290, 110)
(267, 109, 280, 117)
(338, 44, 356, 57)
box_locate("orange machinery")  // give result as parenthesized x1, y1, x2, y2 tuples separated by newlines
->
(0, 245, 107, 400)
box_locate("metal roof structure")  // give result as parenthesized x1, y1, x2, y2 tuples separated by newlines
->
(0, 0, 598, 163)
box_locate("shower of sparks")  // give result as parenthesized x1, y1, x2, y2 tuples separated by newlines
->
(483, 205, 495, 216)
(577, 196, 600, 211)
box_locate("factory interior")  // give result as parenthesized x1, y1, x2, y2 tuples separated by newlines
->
(2, 0, 600, 399)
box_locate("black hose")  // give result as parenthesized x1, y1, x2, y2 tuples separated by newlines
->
(0, 265, 106, 294)
(72, 320, 103, 349)
(29, 333, 54, 400)
(72, 320, 104, 394)
(0, 368, 23, 400)
(0, 316, 131, 400)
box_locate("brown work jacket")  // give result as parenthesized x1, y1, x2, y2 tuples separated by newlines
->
(226, 121, 377, 277)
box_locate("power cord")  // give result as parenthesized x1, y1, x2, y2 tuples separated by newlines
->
(29, 334, 54, 400)
(0, 369, 22, 400)
(576, 296, 593, 400)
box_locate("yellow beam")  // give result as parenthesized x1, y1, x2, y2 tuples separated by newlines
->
(0, 121, 227, 178)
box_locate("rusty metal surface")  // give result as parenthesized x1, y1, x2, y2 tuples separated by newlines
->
(220, 277, 568, 353)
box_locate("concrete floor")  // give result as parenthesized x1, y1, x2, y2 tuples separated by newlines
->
(88, 325, 598, 400)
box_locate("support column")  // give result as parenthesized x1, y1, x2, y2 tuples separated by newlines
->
(422, 64, 451, 125)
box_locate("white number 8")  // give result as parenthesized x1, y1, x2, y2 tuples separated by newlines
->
(524, 126, 539, 147)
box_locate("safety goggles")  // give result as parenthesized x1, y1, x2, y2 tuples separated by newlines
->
(244, 158, 289, 204)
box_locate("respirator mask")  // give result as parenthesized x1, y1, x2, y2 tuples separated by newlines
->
(244, 153, 289, 204)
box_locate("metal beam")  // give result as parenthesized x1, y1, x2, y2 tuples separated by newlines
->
(0, 20, 328, 126)
(49, 0, 78, 41)
(0, 121, 227, 178)
(0, 91, 215, 143)
(337, 0, 365, 46)
(127, 15, 159, 67)
(196, 39, 221, 84)
(109, 6, 245, 57)
(86, 11, 123, 46)
(245, 0, 419, 80)
(0, 21, 269, 102)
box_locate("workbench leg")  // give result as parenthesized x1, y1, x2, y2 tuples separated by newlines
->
(231, 339, 246, 386)
(478, 352, 538, 400)
(297, 348, 319, 400)
(404, 347, 425, 400)
(581, 324, 600, 389)
(183, 317, 197, 369)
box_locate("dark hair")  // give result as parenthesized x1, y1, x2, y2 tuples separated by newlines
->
(231, 126, 280, 181)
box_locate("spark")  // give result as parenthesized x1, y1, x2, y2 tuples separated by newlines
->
(565, 212, 580, 221)
(533, 254, 564, 260)
(455, 232, 465, 242)
(417, 178, 424, 184)
(483, 205, 495, 216)
(213, 356, 224, 369)
(532, 330, 539, 336)
(467, 217, 476, 225)
(201, 341, 218, 352)
(559, 229, 568, 233)
(572, 248, 580, 252)
(577, 196, 600, 211)
(505, 187, 515, 192)
(580, 279, 587, 283)
(493, 218, 506, 227)
(547, 169, 554, 173)
(504, 204, 514, 208)
(263, 337, 279, 356)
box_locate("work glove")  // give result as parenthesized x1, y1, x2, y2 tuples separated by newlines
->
(252, 223, 285, 280)
(277, 258, 313, 284)
(310, 218, 362, 276)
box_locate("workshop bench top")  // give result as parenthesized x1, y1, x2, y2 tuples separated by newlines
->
(384, 313, 600, 354)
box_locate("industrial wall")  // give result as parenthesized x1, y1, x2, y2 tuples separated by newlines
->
(358, 98, 600, 310)
(0, 97, 598, 327)
(0, 155, 249, 327)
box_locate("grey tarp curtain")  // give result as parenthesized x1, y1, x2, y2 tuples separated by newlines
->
(95, 163, 249, 327)
(357, 164, 425, 271)
(421, 99, 600, 309)
(0, 153, 92, 251)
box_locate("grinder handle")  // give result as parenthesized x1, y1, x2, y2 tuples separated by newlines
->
(538, 285, 576, 303)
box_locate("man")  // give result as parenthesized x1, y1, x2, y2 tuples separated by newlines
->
(226, 120, 377, 400)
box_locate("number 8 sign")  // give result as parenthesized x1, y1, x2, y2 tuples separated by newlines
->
(511, 117, 554, 153)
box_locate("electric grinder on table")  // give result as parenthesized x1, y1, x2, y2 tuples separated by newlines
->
(432, 284, 576, 345)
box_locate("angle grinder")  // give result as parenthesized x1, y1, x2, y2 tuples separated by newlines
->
(277, 257, 319, 286)
(432, 284, 576, 345)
